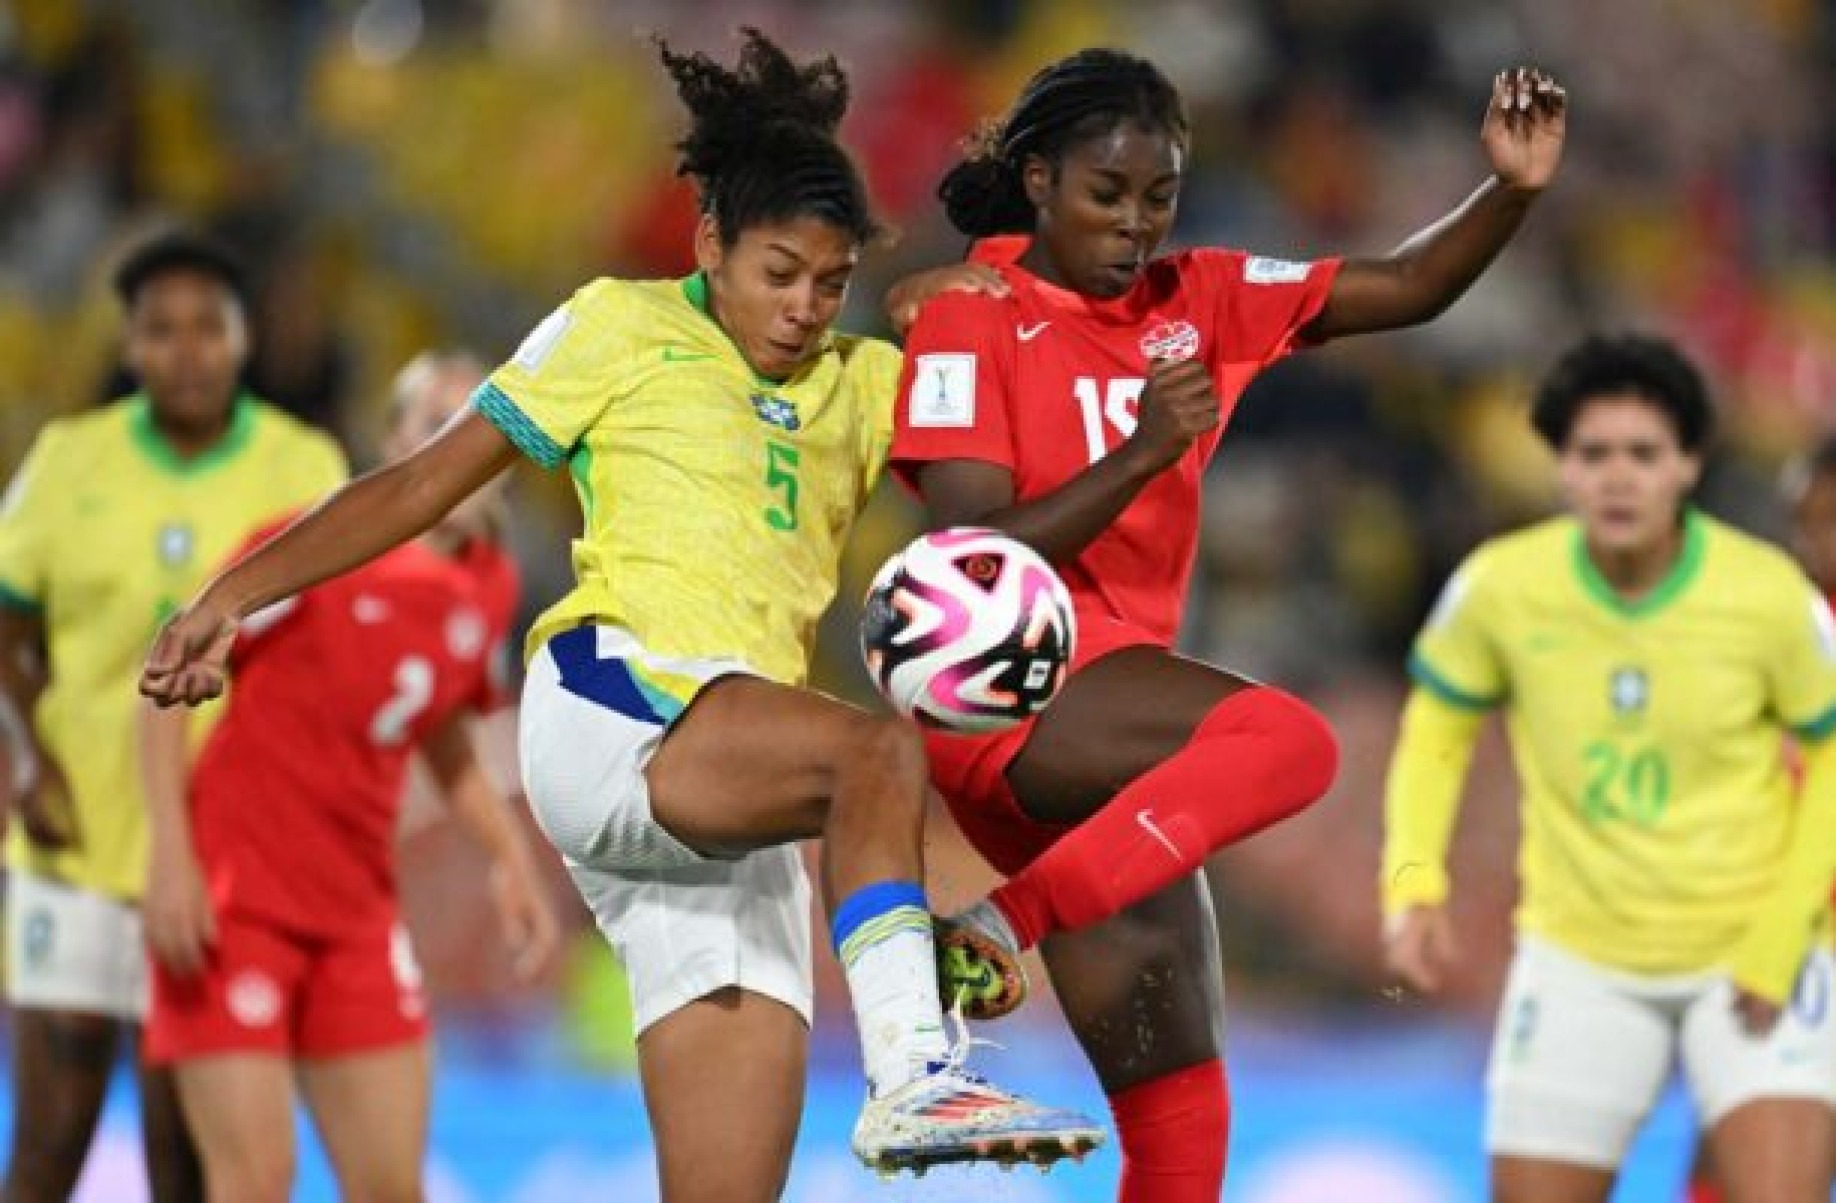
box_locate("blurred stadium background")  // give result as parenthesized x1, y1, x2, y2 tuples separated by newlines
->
(3, 0, 1835, 1198)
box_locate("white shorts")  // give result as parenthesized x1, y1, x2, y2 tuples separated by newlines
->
(1486, 936, 1836, 1168)
(520, 625, 813, 1036)
(5, 870, 148, 1019)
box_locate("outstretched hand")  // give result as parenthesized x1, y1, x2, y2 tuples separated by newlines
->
(1481, 66, 1567, 194)
(14, 756, 76, 851)
(140, 602, 240, 708)
(491, 854, 560, 983)
(1383, 904, 1459, 997)
(1733, 986, 1783, 1037)
(885, 263, 1010, 338)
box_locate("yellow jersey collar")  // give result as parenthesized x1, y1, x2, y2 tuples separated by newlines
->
(127, 391, 258, 477)
(1571, 508, 1708, 620)
(679, 272, 832, 388)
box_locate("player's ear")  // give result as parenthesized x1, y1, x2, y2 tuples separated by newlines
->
(1021, 153, 1054, 210)
(121, 315, 149, 380)
(692, 213, 725, 276)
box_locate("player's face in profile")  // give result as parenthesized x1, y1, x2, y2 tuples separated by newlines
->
(124, 270, 249, 433)
(697, 214, 859, 381)
(1792, 471, 1836, 594)
(1558, 395, 1700, 555)
(1023, 122, 1183, 299)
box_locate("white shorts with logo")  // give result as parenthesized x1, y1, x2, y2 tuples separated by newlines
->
(519, 624, 813, 1036)
(1486, 935, 1836, 1168)
(5, 869, 148, 1019)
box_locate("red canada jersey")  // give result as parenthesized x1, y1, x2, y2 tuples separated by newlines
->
(188, 534, 518, 939)
(892, 235, 1339, 645)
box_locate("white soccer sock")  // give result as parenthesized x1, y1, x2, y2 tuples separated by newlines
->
(832, 883, 950, 1096)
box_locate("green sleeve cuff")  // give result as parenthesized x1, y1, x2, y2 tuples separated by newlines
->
(471, 381, 566, 469)
(1791, 701, 1836, 742)
(1407, 652, 1501, 711)
(0, 580, 42, 613)
(1380, 862, 1450, 916)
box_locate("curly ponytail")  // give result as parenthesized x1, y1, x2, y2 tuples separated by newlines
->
(656, 28, 880, 246)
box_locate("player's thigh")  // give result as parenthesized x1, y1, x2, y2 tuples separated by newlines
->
(3, 1008, 119, 1196)
(1041, 872, 1225, 1092)
(638, 986, 808, 1203)
(133, 1056, 203, 1203)
(1683, 946, 1836, 1200)
(571, 845, 813, 1042)
(1490, 1156, 1616, 1203)
(1484, 938, 1676, 1173)
(1009, 646, 1252, 824)
(2, 877, 151, 1194)
(172, 1054, 297, 1203)
(297, 1041, 432, 1203)
(648, 673, 917, 853)
(1703, 1100, 1833, 1203)
(521, 627, 910, 863)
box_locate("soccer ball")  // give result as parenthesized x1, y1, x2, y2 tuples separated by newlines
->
(860, 528, 1076, 734)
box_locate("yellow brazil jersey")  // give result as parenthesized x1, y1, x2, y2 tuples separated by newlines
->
(475, 274, 900, 686)
(1407, 511, 1836, 974)
(0, 395, 347, 900)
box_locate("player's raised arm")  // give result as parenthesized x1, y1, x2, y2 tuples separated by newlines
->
(140, 409, 519, 708)
(1305, 66, 1567, 341)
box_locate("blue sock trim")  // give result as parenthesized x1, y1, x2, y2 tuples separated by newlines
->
(830, 881, 927, 957)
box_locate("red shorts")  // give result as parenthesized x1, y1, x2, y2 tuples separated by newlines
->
(925, 613, 1163, 876)
(144, 913, 429, 1064)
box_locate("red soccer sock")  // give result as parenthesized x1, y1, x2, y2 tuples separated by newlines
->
(1686, 1182, 1722, 1203)
(990, 686, 1337, 948)
(1108, 1059, 1230, 1202)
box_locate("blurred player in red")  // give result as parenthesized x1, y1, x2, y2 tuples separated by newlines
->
(1681, 438, 1836, 1203)
(137, 352, 559, 1203)
(892, 52, 1566, 1201)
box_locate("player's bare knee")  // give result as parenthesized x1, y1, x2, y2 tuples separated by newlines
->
(352, 1172, 423, 1203)
(841, 714, 928, 797)
(205, 1148, 293, 1203)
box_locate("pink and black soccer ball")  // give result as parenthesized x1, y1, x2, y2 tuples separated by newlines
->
(860, 528, 1077, 734)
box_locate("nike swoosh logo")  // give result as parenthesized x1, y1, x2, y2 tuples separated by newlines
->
(1017, 322, 1050, 342)
(662, 347, 716, 363)
(1135, 808, 1182, 860)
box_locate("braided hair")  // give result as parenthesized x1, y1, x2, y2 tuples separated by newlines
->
(938, 48, 1188, 239)
(656, 28, 881, 246)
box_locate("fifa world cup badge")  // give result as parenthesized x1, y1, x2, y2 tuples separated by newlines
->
(1609, 666, 1649, 717)
(157, 522, 195, 567)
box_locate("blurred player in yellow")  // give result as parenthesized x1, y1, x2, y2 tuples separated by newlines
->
(1381, 334, 1836, 1203)
(0, 231, 346, 1201)
(138, 30, 1100, 1198)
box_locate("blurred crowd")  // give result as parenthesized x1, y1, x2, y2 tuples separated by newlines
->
(3, 0, 1835, 1058)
